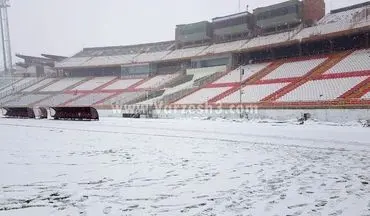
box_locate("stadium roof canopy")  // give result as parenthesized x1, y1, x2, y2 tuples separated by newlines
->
(74, 40, 176, 58)
(16, 53, 65, 68)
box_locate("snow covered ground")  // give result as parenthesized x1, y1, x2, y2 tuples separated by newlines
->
(0, 118, 369, 216)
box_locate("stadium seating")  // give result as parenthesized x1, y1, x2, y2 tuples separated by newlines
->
(162, 46, 209, 61)
(324, 49, 370, 74)
(218, 83, 289, 104)
(139, 66, 227, 104)
(79, 55, 136, 67)
(65, 93, 115, 106)
(36, 93, 83, 107)
(354, 17, 370, 28)
(318, 7, 367, 24)
(277, 76, 368, 102)
(40, 78, 87, 92)
(243, 31, 296, 49)
(22, 78, 57, 92)
(0, 77, 21, 90)
(4, 3, 370, 111)
(262, 58, 327, 80)
(135, 74, 178, 89)
(214, 63, 270, 84)
(97, 92, 145, 106)
(136, 95, 162, 105)
(72, 77, 116, 91)
(133, 51, 171, 63)
(362, 91, 370, 99)
(0, 94, 19, 105)
(3, 94, 51, 106)
(103, 78, 143, 90)
(295, 22, 353, 40)
(187, 65, 226, 79)
(197, 40, 249, 56)
(173, 87, 232, 105)
(56, 57, 91, 68)
(295, 6, 369, 40)
(0, 78, 38, 95)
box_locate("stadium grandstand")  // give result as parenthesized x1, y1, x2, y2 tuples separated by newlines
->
(1, 0, 370, 121)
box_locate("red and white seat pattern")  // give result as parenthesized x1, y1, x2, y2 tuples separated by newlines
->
(173, 87, 232, 105)
(66, 93, 115, 106)
(218, 83, 289, 103)
(214, 63, 270, 84)
(36, 94, 83, 107)
(262, 58, 327, 80)
(136, 74, 178, 89)
(72, 77, 116, 91)
(98, 92, 145, 106)
(40, 78, 86, 92)
(325, 49, 370, 74)
(277, 76, 368, 102)
(103, 78, 143, 90)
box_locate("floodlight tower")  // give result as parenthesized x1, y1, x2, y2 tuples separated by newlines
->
(0, 0, 12, 76)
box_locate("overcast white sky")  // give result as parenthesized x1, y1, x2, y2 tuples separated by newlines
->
(7, 0, 369, 59)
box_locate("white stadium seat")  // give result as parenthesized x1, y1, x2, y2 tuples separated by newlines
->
(354, 18, 370, 28)
(99, 92, 145, 106)
(174, 87, 232, 105)
(4, 94, 51, 106)
(243, 31, 295, 49)
(162, 46, 209, 61)
(136, 74, 178, 89)
(22, 78, 57, 92)
(214, 63, 270, 84)
(218, 83, 289, 103)
(0, 94, 20, 105)
(294, 22, 353, 40)
(294, 6, 369, 40)
(187, 65, 226, 78)
(167, 66, 226, 93)
(40, 78, 86, 92)
(72, 77, 116, 91)
(36, 93, 83, 107)
(263, 58, 327, 80)
(362, 91, 370, 99)
(0, 77, 21, 90)
(198, 40, 249, 56)
(325, 49, 370, 74)
(134, 51, 171, 63)
(278, 76, 368, 102)
(103, 79, 143, 90)
(80, 55, 136, 67)
(55, 57, 91, 68)
(66, 93, 115, 106)
(0, 78, 38, 95)
(318, 7, 367, 24)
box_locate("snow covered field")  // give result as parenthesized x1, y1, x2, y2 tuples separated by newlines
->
(0, 117, 369, 216)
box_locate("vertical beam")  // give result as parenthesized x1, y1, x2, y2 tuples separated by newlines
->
(0, 1, 12, 76)
(3, 6, 11, 73)
(0, 8, 7, 73)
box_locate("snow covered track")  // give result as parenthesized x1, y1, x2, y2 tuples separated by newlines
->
(0, 118, 369, 216)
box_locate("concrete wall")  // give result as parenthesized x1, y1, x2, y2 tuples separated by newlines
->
(97, 108, 370, 123)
